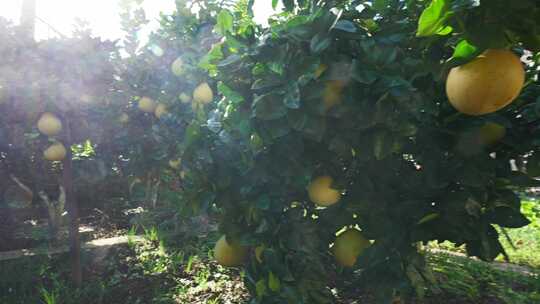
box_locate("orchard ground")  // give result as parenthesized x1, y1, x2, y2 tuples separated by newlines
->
(1, 198, 539, 304)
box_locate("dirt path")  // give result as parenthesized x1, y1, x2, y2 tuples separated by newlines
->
(0, 235, 144, 261)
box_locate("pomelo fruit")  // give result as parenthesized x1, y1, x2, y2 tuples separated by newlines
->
(171, 57, 184, 76)
(446, 49, 525, 115)
(44, 142, 67, 161)
(155, 103, 168, 118)
(37, 112, 62, 136)
(138, 96, 156, 113)
(333, 229, 370, 267)
(308, 176, 341, 207)
(193, 82, 213, 104)
(214, 235, 247, 267)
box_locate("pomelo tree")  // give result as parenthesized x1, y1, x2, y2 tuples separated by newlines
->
(0, 18, 119, 285)
(0, 0, 539, 302)
(170, 0, 540, 302)
(111, 0, 227, 213)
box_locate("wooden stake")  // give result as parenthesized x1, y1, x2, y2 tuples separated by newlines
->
(62, 115, 82, 287)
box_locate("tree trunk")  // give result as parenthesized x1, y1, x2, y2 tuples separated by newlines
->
(20, 0, 36, 41)
(62, 115, 82, 287)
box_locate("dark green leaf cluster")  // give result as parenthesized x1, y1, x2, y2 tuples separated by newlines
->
(175, 1, 540, 302)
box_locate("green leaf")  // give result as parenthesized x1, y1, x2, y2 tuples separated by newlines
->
(218, 54, 242, 68)
(373, 130, 394, 160)
(310, 33, 332, 54)
(256, 279, 267, 298)
(252, 93, 288, 120)
(199, 43, 223, 72)
(300, 115, 326, 142)
(416, 0, 454, 37)
(282, 0, 294, 11)
(218, 82, 244, 105)
(507, 171, 540, 187)
(284, 82, 301, 109)
(352, 60, 378, 84)
(451, 39, 479, 60)
(184, 121, 201, 147)
(417, 213, 440, 225)
(268, 272, 281, 292)
(487, 207, 531, 228)
(216, 10, 234, 35)
(372, 0, 388, 12)
(257, 195, 271, 210)
(466, 225, 504, 261)
(332, 20, 356, 33)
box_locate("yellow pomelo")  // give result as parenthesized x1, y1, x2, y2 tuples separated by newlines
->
(179, 92, 192, 103)
(193, 82, 214, 104)
(138, 96, 156, 113)
(478, 122, 506, 146)
(308, 176, 341, 207)
(43, 142, 67, 161)
(119, 113, 129, 124)
(155, 103, 168, 118)
(37, 112, 62, 136)
(323, 80, 346, 110)
(333, 229, 370, 267)
(214, 235, 247, 267)
(446, 49, 525, 115)
(169, 158, 181, 169)
(171, 57, 184, 76)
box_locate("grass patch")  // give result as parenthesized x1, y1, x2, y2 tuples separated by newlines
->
(427, 252, 540, 304)
(1, 217, 539, 304)
(0, 229, 247, 304)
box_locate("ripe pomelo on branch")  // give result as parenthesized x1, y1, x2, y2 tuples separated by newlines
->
(171, 57, 185, 76)
(333, 228, 371, 267)
(308, 176, 341, 207)
(193, 82, 213, 104)
(214, 235, 248, 267)
(44, 142, 67, 161)
(155, 103, 168, 118)
(446, 49, 525, 115)
(37, 112, 62, 136)
(138, 96, 156, 113)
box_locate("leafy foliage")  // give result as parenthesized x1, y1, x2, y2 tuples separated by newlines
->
(176, 0, 540, 302)
(1, 0, 539, 303)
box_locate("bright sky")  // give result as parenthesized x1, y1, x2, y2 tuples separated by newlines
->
(0, 0, 276, 41)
